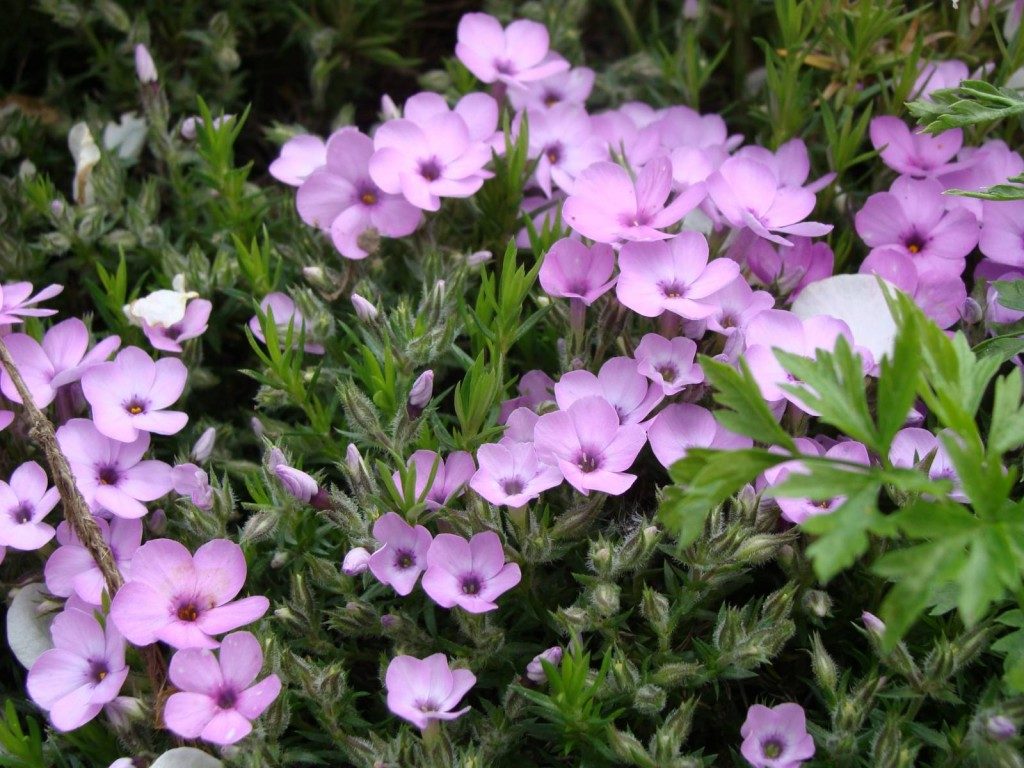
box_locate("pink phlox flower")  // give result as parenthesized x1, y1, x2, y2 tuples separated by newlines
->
(743, 310, 861, 408)
(172, 463, 214, 510)
(938, 140, 1024, 223)
(248, 292, 325, 354)
(141, 298, 212, 354)
(45, 517, 142, 605)
(82, 346, 188, 442)
(740, 702, 815, 768)
(869, 117, 964, 178)
(422, 531, 521, 612)
(741, 232, 834, 300)
(521, 103, 606, 197)
(500, 407, 541, 447)
(342, 546, 371, 576)
(860, 247, 966, 329)
(977, 262, 1024, 326)
(26, 607, 128, 732)
(913, 60, 969, 100)
(890, 427, 966, 502)
(563, 157, 706, 242)
(633, 334, 703, 396)
(499, 370, 556, 423)
(771, 440, 870, 525)
(0, 282, 63, 326)
(616, 230, 740, 319)
(554, 356, 664, 425)
(980, 199, 1024, 268)
(393, 450, 475, 510)
(507, 63, 595, 111)
(707, 156, 832, 246)
(163, 631, 281, 745)
(56, 418, 173, 519)
(0, 318, 119, 408)
(525, 646, 563, 684)
(269, 134, 326, 186)
(296, 127, 422, 259)
(368, 511, 432, 596)
(647, 403, 752, 469)
(402, 91, 501, 150)
(701, 275, 775, 336)
(855, 176, 978, 271)
(538, 238, 616, 305)
(455, 13, 569, 88)
(533, 395, 647, 495)
(470, 442, 562, 507)
(109, 538, 269, 649)
(267, 448, 318, 503)
(0, 461, 58, 551)
(385, 653, 475, 730)
(736, 137, 835, 193)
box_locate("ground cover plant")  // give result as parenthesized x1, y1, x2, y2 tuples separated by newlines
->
(4, 0, 1024, 766)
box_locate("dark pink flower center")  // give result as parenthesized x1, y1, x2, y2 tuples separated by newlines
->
(416, 698, 440, 713)
(418, 159, 442, 182)
(176, 601, 200, 622)
(124, 397, 148, 416)
(904, 232, 926, 254)
(394, 549, 415, 570)
(659, 281, 686, 299)
(656, 364, 679, 382)
(12, 502, 33, 524)
(544, 143, 562, 165)
(356, 182, 379, 207)
(761, 736, 785, 758)
(576, 451, 601, 473)
(542, 91, 561, 107)
(216, 688, 238, 709)
(502, 478, 525, 496)
(89, 660, 109, 684)
(494, 59, 515, 75)
(461, 576, 482, 595)
(623, 211, 653, 228)
(719, 313, 737, 328)
(97, 466, 120, 486)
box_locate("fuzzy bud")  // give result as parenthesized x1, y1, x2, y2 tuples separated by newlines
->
(986, 715, 1018, 742)
(134, 44, 158, 84)
(525, 646, 563, 684)
(146, 508, 167, 535)
(590, 582, 621, 617)
(191, 427, 216, 462)
(467, 250, 492, 266)
(380, 614, 399, 630)
(810, 632, 838, 695)
(862, 611, 886, 634)
(802, 589, 833, 618)
(342, 547, 371, 576)
(641, 588, 671, 636)
(960, 296, 983, 325)
(589, 541, 614, 576)
(633, 683, 667, 715)
(406, 370, 434, 418)
(607, 728, 654, 767)
(270, 551, 289, 569)
(350, 292, 378, 322)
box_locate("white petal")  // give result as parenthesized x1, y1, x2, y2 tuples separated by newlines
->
(7, 583, 55, 668)
(123, 289, 199, 328)
(792, 274, 898, 361)
(150, 748, 224, 768)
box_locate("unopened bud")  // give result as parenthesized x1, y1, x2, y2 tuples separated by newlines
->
(607, 728, 652, 766)
(342, 547, 371, 576)
(591, 582, 620, 617)
(862, 611, 886, 634)
(380, 94, 401, 121)
(802, 589, 833, 618)
(590, 542, 614, 575)
(191, 427, 216, 462)
(810, 632, 838, 695)
(467, 250, 492, 266)
(134, 44, 158, 84)
(350, 292, 378, 322)
(270, 551, 288, 569)
(960, 296, 983, 325)
(251, 417, 265, 438)
(406, 370, 433, 418)
(380, 614, 399, 630)
(633, 684, 666, 715)
(641, 588, 671, 635)
(525, 646, 563, 683)
(147, 508, 167, 535)
(986, 715, 1017, 742)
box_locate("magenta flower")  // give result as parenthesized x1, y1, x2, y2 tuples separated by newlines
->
(455, 13, 568, 88)
(82, 346, 188, 442)
(743, 234, 834, 300)
(56, 419, 173, 519)
(368, 512, 432, 596)
(890, 427, 964, 501)
(647, 403, 752, 469)
(708, 157, 832, 246)
(533, 395, 647, 495)
(385, 653, 475, 730)
(702, 275, 776, 336)
(860, 247, 966, 329)
(539, 239, 616, 305)
(110, 538, 269, 649)
(134, 43, 158, 84)
(522, 104, 606, 197)
(141, 298, 212, 354)
(0, 282, 63, 325)
(634, 334, 703, 396)
(869, 117, 962, 177)
(507, 65, 595, 111)
(525, 646, 563, 684)
(979, 199, 1024, 267)
(616, 231, 740, 320)
(163, 631, 281, 745)
(740, 703, 815, 768)
(854, 176, 978, 270)
(296, 128, 422, 259)
(369, 112, 493, 212)
(563, 158, 706, 243)
(913, 60, 969, 99)
(470, 442, 562, 507)
(735, 138, 835, 194)
(26, 607, 128, 732)
(269, 134, 326, 187)
(554, 357, 664, 425)
(248, 293, 325, 355)
(394, 450, 475, 510)
(499, 370, 555, 423)
(422, 531, 521, 613)
(46, 517, 141, 605)
(172, 463, 214, 510)
(401, 91, 500, 147)
(407, 370, 434, 417)
(0, 461, 58, 551)
(743, 310, 857, 407)
(342, 547, 371, 576)
(0, 318, 120, 408)
(267, 448, 318, 503)
(774, 441, 870, 524)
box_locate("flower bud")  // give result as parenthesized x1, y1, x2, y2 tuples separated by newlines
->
(590, 582, 621, 617)
(525, 646, 562, 684)
(406, 370, 434, 418)
(350, 292, 378, 322)
(134, 44, 158, 84)
(342, 547, 371, 576)
(380, 614, 399, 630)
(862, 611, 886, 634)
(274, 464, 318, 503)
(270, 551, 289, 569)
(802, 589, 833, 618)
(810, 632, 838, 695)
(589, 541, 614, 576)
(191, 427, 216, 462)
(633, 683, 667, 715)
(467, 250, 492, 266)
(380, 94, 401, 121)
(986, 715, 1017, 742)
(641, 588, 671, 635)
(346, 443, 363, 473)
(147, 508, 167, 535)
(960, 296, 983, 325)
(251, 416, 265, 438)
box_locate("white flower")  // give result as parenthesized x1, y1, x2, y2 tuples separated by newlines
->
(123, 280, 199, 329)
(68, 122, 100, 204)
(103, 112, 147, 161)
(792, 274, 898, 361)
